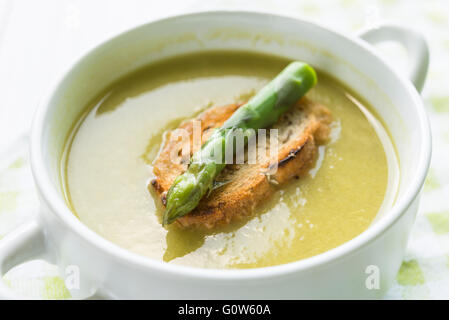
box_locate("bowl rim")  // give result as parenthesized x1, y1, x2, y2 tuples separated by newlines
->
(30, 9, 432, 281)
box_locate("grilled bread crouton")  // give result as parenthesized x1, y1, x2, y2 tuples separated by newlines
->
(151, 97, 332, 229)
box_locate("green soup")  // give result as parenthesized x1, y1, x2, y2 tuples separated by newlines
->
(62, 51, 398, 269)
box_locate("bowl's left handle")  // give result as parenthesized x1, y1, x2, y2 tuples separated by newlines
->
(358, 24, 429, 93)
(0, 219, 109, 300)
(0, 219, 49, 299)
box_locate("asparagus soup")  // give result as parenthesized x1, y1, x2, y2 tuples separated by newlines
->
(63, 51, 398, 269)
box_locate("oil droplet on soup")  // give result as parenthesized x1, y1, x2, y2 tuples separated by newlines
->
(63, 52, 397, 269)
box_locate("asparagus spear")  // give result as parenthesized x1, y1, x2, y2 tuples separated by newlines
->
(163, 61, 317, 225)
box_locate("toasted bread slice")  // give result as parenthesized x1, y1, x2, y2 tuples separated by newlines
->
(150, 97, 332, 229)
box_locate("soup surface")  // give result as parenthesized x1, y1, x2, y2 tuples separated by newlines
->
(64, 51, 397, 269)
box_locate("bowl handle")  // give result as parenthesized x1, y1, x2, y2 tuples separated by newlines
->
(0, 220, 48, 299)
(358, 24, 429, 93)
(0, 219, 109, 299)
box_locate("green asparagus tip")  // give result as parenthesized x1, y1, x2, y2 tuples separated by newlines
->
(162, 204, 177, 226)
(162, 209, 176, 226)
(162, 61, 317, 226)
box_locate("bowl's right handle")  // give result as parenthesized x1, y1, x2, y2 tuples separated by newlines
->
(358, 24, 429, 93)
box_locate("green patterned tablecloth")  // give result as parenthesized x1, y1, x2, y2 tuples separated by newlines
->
(1, 0, 449, 299)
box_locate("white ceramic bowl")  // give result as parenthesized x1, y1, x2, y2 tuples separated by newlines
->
(0, 11, 431, 299)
